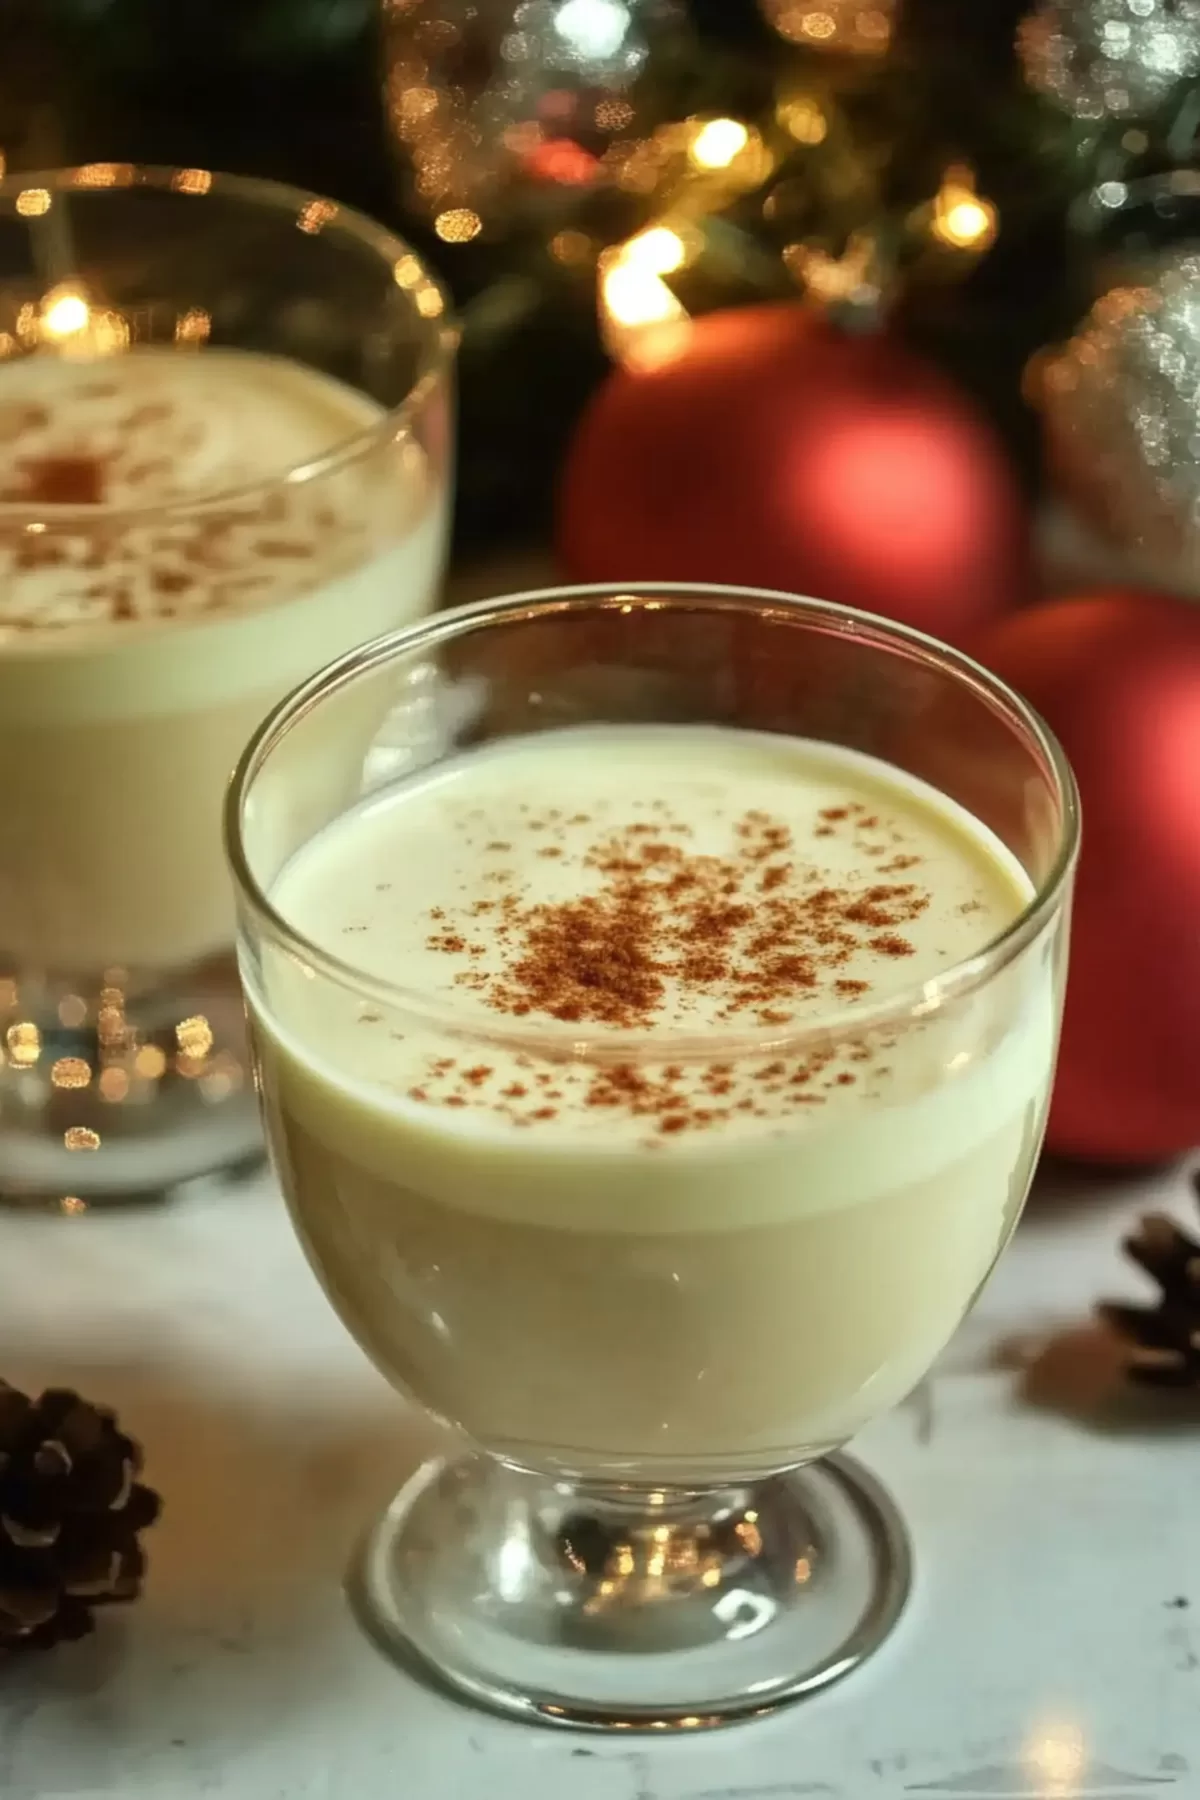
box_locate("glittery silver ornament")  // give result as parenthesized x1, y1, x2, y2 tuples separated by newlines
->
(1038, 251, 1200, 574)
(381, 0, 683, 238)
(1017, 0, 1200, 122)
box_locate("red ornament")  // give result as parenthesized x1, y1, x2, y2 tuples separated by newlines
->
(558, 304, 1030, 644)
(976, 591, 1200, 1164)
(524, 137, 600, 185)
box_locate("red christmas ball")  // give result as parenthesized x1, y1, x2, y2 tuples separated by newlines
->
(558, 304, 1030, 644)
(977, 591, 1200, 1164)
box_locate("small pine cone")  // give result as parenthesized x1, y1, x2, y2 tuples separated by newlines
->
(0, 1382, 161, 1653)
(1099, 1193, 1200, 1390)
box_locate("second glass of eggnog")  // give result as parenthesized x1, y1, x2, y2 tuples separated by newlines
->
(0, 166, 453, 1207)
(228, 585, 1078, 1731)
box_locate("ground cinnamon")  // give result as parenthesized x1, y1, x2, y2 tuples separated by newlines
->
(407, 795, 936, 1135)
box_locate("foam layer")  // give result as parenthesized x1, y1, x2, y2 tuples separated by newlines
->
(267, 728, 1033, 1107)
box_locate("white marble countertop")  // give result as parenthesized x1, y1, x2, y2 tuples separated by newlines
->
(2, 1157, 1199, 1800)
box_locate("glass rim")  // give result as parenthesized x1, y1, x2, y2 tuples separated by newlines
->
(225, 583, 1081, 1062)
(0, 163, 457, 527)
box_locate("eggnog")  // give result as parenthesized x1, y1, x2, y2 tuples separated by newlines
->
(247, 725, 1056, 1480)
(0, 346, 448, 973)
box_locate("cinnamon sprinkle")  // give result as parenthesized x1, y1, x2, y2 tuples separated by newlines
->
(402, 798, 944, 1135)
(425, 806, 934, 1034)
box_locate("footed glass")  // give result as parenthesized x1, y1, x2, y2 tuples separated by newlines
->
(226, 585, 1079, 1730)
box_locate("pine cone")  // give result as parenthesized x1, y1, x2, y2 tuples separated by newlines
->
(0, 1382, 161, 1652)
(1100, 1185, 1200, 1389)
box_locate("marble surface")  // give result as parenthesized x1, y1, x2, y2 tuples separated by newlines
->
(2, 1156, 1199, 1800)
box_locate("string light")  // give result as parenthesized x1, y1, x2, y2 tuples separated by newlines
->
(174, 308, 211, 345)
(689, 118, 750, 170)
(36, 285, 129, 357)
(554, 0, 631, 60)
(601, 259, 685, 329)
(784, 231, 881, 309)
(393, 254, 425, 289)
(6, 1021, 40, 1067)
(598, 239, 690, 371)
(172, 168, 213, 195)
(594, 96, 634, 130)
(931, 165, 998, 252)
(39, 288, 91, 340)
(777, 95, 828, 144)
(72, 163, 134, 189)
(296, 198, 338, 235)
(550, 229, 594, 265)
(623, 225, 688, 275)
(434, 207, 483, 243)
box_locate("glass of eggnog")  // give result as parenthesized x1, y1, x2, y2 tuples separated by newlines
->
(227, 584, 1078, 1731)
(0, 165, 453, 1208)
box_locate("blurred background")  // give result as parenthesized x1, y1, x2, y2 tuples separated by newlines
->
(5, 0, 1200, 1170)
(4, 0, 1199, 562)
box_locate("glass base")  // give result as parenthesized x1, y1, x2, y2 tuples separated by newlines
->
(351, 1447, 912, 1732)
(0, 958, 264, 1208)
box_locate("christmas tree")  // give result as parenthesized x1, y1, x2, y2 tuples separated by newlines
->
(4, 0, 1199, 548)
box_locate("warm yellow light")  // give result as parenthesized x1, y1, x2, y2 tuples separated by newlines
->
(134, 1044, 167, 1081)
(16, 188, 51, 218)
(598, 246, 692, 372)
(41, 289, 91, 339)
(51, 1057, 91, 1090)
(174, 308, 211, 345)
(73, 163, 134, 189)
(435, 207, 482, 243)
(6, 1021, 40, 1066)
(594, 96, 633, 130)
(99, 1068, 130, 1103)
(1024, 1719, 1086, 1799)
(939, 197, 993, 247)
(393, 254, 424, 289)
(932, 169, 998, 251)
(602, 260, 686, 330)
(549, 229, 593, 265)
(415, 283, 445, 318)
(624, 225, 687, 275)
(784, 231, 879, 307)
(777, 95, 828, 144)
(63, 1126, 101, 1151)
(689, 118, 750, 170)
(297, 198, 337, 235)
(176, 1014, 214, 1059)
(173, 168, 213, 195)
(399, 85, 439, 123)
(37, 286, 128, 358)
